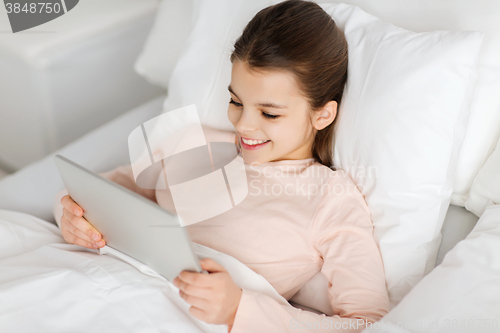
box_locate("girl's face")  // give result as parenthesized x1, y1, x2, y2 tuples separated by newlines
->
(227, 60, 316, 165)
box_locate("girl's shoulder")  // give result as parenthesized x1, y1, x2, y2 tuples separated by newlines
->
(310, 163, 373, 230)
(308, 162, 357, 187)
(318, 164, 366, 202)
(299, 161, 367, 203)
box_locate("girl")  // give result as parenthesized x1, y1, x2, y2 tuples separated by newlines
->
(55, 1, 390, 332)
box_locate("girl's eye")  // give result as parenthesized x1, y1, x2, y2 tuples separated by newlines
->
(230, 98, 279, 119)
(262, 112, 279, 119)
(229, 99, 243, 107)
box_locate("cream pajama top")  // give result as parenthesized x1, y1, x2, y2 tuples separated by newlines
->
(54, 129, 390, 333)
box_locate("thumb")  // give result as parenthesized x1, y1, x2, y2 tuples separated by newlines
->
(200, 258, 226, 273)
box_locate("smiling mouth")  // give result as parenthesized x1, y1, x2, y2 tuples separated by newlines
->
(240, 137, 271, 150)
(241, 138, 270, 145)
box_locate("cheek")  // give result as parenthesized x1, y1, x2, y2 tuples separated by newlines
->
(265, 121, 295, 144)
(227, 107, 240, 126)
(271, 117, 311, 146)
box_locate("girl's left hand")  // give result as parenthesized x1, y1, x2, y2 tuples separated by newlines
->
(173, 258, 242, 328)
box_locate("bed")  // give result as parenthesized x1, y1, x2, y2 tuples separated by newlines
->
(0, 0, 499, 332)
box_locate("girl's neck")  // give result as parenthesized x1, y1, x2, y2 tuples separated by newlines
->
(243, 155, 316, 167)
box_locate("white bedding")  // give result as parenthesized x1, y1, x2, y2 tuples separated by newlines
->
(362, 204, 500, 333)
(0, 209, 286, 333)
(2, 206, 499, 332)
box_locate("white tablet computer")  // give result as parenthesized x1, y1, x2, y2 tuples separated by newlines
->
(54, 154, 204, 281)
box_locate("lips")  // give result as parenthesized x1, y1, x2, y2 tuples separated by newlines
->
(240, 136, 271, 150)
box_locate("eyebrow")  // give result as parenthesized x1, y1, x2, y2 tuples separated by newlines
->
(228, 85, 288, 109)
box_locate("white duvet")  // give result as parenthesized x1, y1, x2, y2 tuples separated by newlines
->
(2, 206, 500, 333)
(362, 204, 500, 333)
(0, 209, 287, 333)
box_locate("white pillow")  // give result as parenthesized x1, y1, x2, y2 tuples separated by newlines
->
(465, 135, 500, 217)
(324, 3, 482, 306)
(135, 0, 483, 309)
(316, 1, 500, 209)
(134, 0, 201, 89)
(361, 204, 500, 333)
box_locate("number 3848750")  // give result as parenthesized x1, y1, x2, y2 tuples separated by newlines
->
(5, 2, 62, 14)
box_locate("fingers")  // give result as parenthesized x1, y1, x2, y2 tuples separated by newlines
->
(199, 258, 226, 273)
(62, 212, 94, 242)
(61, 194, 83, 216)
(60, 195, 102, 241)
(188, 306, 207, 321)
(177, 270, 214, 288)
(173, 277, 212, 300)
(61, 220, 98, 249)
(179, 290, 210, 310)
(60, 207, 105, 249)
(67, 210, 101, 242)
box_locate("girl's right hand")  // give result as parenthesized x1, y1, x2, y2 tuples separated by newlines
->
(60, 194, 105, 249)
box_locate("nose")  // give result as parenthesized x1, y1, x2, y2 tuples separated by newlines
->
(234, 108, 258, 134)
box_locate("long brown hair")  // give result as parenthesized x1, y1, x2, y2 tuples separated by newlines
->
(230, 0, 348, 168)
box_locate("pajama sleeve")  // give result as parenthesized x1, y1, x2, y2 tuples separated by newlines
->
(229, 171, 390, 333)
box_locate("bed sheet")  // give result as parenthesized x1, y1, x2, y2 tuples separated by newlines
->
(2, 205, 498, 332)
(361, 204, 500, 333)
(0, 209, 286, 333)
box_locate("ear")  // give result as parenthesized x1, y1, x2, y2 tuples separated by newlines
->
(312, 101, 337, 131)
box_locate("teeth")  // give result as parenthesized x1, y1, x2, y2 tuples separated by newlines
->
(242, 138, 268, 145)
